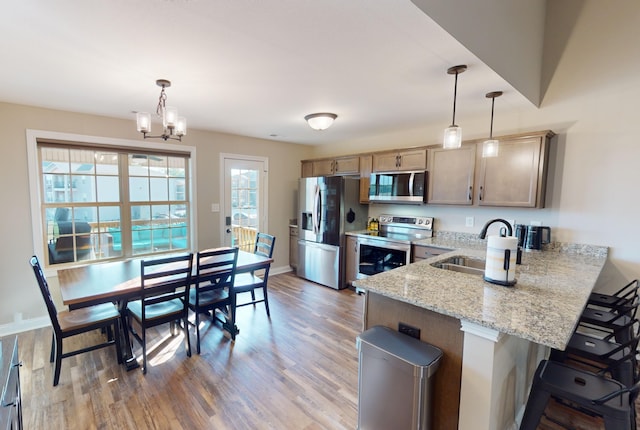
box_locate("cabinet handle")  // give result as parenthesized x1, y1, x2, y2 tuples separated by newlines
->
(334, 160, 338, 172)
(479, 186, 483, 201)
(468, 186, 472, 201)
(396, 155, 400, 168)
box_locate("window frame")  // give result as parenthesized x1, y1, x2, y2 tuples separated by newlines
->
(27, 130, 198, 277)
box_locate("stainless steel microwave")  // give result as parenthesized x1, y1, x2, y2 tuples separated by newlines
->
(368, 171, 427, 204)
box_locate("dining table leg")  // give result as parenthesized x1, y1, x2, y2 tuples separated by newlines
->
(117, 301, 140, 370)
(222, 291, 239, 340)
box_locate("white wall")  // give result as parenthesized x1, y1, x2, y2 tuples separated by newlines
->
(312, 0, 640, 288)
(0, 103, 311, 329)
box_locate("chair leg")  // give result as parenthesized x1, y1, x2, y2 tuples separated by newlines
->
(195, 311, 201, 355)
(141, 329, 147, 375)
(49, 332, 55, 363)
(519, 381, 551, 430)
(251, 290, 256, 302)
(263, 287, 270, 317)
(183, 315, 191, 358)
(53, 336, 63, 386)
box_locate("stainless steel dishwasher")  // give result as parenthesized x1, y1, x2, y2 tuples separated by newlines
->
(357, 325, 443, 430)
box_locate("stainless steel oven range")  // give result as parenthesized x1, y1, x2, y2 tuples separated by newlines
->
(354, 214, 433, 282)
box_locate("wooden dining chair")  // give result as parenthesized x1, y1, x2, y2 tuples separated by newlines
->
(189, 247, 238, 353)
(29, 255, 122, 386)
(126, 253, 193, 374)
(232, 233, 275, 316)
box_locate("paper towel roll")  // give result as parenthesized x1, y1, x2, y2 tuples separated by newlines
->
(484, 235, 518, 286)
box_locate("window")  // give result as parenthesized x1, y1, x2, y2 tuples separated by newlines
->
(30, 133, 193, 268)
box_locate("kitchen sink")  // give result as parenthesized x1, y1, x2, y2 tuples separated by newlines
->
(431, 256, 486, 276)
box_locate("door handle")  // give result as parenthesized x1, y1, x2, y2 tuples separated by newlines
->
(226, 228, 231, 233)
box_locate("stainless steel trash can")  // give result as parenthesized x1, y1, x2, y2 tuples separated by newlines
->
(357, 325, 443, 430)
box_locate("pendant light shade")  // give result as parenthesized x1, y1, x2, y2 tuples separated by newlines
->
(443, 65, 467, 149)
(482, 91, 503, 158)
(305, 112, 337, 131)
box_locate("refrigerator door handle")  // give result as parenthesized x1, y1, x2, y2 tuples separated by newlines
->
(313, 184, 321, 235)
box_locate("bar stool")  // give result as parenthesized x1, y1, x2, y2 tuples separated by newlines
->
(578, 298, 639, 344)
(520, 360, 640, 430)
(588, 279, 639, 309)
(549, 328, 639, 388)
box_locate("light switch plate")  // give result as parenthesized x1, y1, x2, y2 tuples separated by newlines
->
(211, 203, 220, 212)
(465, 217, 474, 227)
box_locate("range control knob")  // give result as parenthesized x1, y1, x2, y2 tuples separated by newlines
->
(417, 219, 424, 225)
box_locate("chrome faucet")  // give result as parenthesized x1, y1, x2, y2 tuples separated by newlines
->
(478, 218, 513, 239)
(479, 218, 521, 264)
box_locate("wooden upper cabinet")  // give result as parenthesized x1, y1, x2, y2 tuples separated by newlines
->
(477, 131, 554, 208)
(359, 155, 372, 204)
(301, 156, 360, 177)
(427, 144, 476, 205)
(301, 160, 314, 178)
(372, 148, 427, 172)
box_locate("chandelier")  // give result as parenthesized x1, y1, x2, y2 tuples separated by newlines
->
(136, 79, 187, 141)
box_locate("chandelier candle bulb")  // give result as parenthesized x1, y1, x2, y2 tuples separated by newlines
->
(163, 106, 178, 128)
(136, 112, 151, 133)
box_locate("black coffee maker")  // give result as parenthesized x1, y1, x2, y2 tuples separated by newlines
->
(515, 225, 551, 250)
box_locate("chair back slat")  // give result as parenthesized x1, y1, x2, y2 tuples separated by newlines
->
(195, 248, 238, 299)
(140, 253, 193, 317)
(254, 233, 276, 258)
(29, 256, 62, 333)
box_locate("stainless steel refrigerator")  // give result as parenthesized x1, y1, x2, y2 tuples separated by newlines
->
(297, 176, 367, 289)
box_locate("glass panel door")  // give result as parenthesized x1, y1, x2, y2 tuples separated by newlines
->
(222, 155, 268, 250)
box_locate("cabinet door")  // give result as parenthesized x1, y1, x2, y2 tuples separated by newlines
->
(359, 155, 372, 204)
(301, 161, 314, 178)
(333, 156, 360, 175)
(427, 144, 476, 205)
(312, 159, 335, 176)
(345, 236, 359, 285)
(289, 226, 298, 269)
(398, 149, 427, 170)
(372, 152, 401, 172)
(477, 134, 547, 207)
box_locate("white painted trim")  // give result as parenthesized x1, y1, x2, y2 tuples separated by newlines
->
(219, 153, 269, 246)
(26, 129, 198, 276)
(0, 316, 51, 337)
(460, 319, 503, 342)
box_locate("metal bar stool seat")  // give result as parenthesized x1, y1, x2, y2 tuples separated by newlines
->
(520, 360, 640, 430)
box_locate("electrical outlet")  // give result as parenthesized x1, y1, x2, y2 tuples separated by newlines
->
(399, 322, 421, 339)
(465, 216, 474, 227)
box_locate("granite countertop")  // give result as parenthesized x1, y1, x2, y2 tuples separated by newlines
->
(353, 233, 608, 350)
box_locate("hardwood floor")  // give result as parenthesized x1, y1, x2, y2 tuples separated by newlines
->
(17, 272, 640, 429)
(19, 273, 363, 429)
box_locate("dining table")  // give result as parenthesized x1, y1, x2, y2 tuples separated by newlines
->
(58, 248, 273, 370)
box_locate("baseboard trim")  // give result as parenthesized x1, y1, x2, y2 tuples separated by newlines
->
(0, 316, 50, 337)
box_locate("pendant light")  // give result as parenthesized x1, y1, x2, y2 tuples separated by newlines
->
(482, 91, 502, 158)
(443, 65, 467, 149)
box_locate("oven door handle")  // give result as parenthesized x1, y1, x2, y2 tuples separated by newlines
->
(358, 239, 411, 252)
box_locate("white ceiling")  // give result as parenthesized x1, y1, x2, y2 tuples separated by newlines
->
(2, 0, 536, 145)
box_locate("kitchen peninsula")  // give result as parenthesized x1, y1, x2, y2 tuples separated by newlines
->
(353, 234, 608, 430)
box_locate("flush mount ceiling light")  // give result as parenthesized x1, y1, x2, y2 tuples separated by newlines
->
(443, 65, 467, 149)
(304, 112, 337, 131)
(136, 79, 187, 141)
(482, 91, 503, 158)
